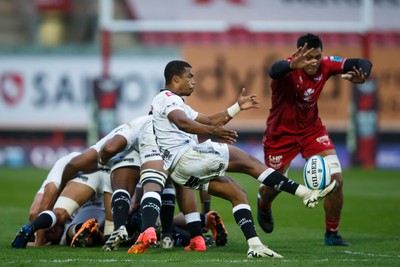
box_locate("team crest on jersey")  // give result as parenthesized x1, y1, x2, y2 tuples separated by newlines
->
(330, 56, 343, 62)
(268, 155, 283, 169)
(316, 135, 331, 146)
(303, 88, 315, 101)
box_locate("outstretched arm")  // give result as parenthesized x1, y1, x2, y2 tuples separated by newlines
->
(269, 43, 317, 79)
(168, 109, 238, 143)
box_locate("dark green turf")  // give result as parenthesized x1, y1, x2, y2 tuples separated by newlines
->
(1, 167, 399, 266)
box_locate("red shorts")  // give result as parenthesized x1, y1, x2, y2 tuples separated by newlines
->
(263, 125, 335, 170)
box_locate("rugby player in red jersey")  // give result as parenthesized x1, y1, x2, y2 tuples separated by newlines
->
(257, 33, 372, 246)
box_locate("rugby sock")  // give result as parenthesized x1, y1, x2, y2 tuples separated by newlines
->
(140, 192, 161, 231)
(185, 212, 203, 238)
(32, 210, 57, 231)
(326, 216, 340, 232)
(111, 189, 131, 229)
(200, 213, 206, 228)
(232, 204, 257, 240)
(201, 201, 210, 228)
(257, 168, 299, 195)
(160, 188, 175, 235)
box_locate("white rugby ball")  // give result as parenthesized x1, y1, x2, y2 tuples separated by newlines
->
(303, 155, 331, 190)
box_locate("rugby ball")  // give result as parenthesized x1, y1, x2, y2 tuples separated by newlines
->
(303, 155, 331, 190)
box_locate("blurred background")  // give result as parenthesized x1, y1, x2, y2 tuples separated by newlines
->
(0, 0, 399, 170)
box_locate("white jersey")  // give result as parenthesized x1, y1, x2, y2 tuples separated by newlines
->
(38, 152, 81, 192)
(91, 115, 150, 153)
(92, 115, 161, 169)
(151, 89, 199, 170)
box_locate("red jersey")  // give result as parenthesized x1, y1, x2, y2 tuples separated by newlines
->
(265, 56, 346, 136)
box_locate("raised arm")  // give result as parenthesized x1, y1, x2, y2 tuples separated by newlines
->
(195, 88, 259, 126)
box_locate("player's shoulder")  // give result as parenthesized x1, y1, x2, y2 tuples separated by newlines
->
(323, 56, 346, 63)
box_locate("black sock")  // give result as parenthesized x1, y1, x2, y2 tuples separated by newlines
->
(203, 201, 210, 214)
(140, 192, 161, 231)
(200, 213, 206, 228)
(32, 211, 56, 231)
(258, 169, 299, 195)
(111, 189, 131, 229)
(186, 220, 203, 238)
(233, 204, 257, 240)
(160, 188, 175, 235)
(172, 226, 191, 246)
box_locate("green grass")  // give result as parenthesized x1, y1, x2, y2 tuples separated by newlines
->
(1, 167, 400, 266)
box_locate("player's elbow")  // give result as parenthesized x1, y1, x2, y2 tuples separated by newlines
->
(102, 136, 127, 155)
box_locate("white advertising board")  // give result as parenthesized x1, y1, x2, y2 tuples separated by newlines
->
(0, 55, 177, 130)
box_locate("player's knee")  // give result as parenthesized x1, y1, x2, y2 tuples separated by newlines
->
(324, 155, 343, 188)
(230, 187, 248, 206)
(331, 172, 344, 189)
(53, 208, 70, 224)
(53, 196, 80, 221)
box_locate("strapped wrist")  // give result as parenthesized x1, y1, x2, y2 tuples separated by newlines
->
(227, 102, 240, 117)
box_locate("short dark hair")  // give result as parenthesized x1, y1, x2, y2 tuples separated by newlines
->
(164, 60, 192, 85)
(297, 33, 323, 51)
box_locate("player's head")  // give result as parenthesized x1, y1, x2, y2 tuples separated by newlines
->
(164, 60, 192, 85)
(164, 60, 195, 96)
(297, 33, 323, 51)
(297, 33, 323, 75)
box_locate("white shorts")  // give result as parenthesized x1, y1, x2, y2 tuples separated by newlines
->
(110, 149, 141, 172)
(70, 169, 112, 196)
(110, 123, 162, 171)
(171, 140, 229, 189)
(138, 124, 163, 164)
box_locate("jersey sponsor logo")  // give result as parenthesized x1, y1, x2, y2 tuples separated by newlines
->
(313, 74, 322, 82)
(303, 88, 315, 101)
(268, 155, 283, 169)
(167, 101, 180, 108)
(296, 101, 317, 108)
(316, 135, 331, 146)
(162, 149, 172, 161)
(144, 151, 161, 158)
(76, 174, 89, 182)
(112, 157, 135, 165)
(330, 56, 343, 62)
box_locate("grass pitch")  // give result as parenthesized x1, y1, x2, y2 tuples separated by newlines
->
(0, 167, 399, 266)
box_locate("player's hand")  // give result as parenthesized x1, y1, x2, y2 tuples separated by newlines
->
(212, 124, 238, 143)
(289, 43, 318, 69)
(237, 88, 260, 111)
(341, 66, 367, 84)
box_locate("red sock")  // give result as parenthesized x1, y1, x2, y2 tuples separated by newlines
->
(325, 216, 340, 232)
